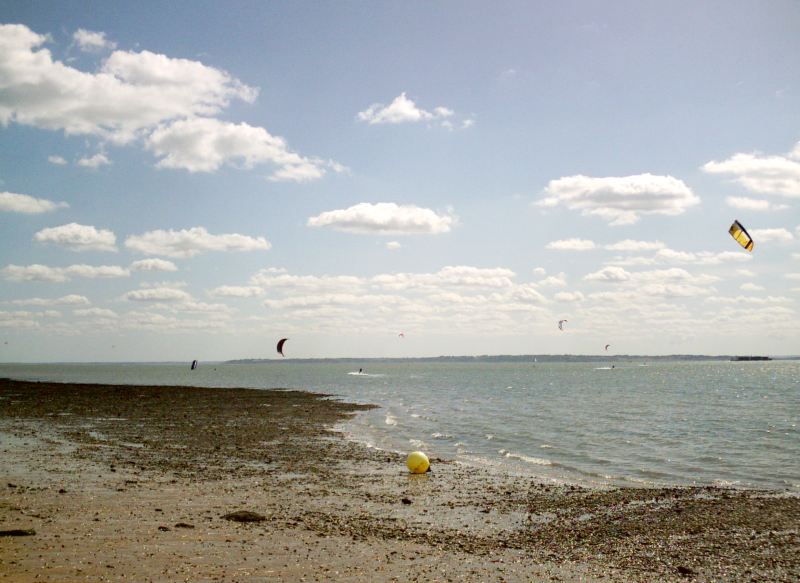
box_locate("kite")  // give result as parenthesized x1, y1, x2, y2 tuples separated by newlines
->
(558, 320, 567, 331)
(604, 344, 611, 351)
(190, 359, 198, 370)
(398, 332, 405, 338)
(277, 338, 288, 357)
(728, 220, 754, 252)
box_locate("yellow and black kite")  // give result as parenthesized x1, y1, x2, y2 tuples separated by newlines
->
(729, 220, 754, 252)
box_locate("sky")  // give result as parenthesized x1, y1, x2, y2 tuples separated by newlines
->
(1, 1, 800, 362)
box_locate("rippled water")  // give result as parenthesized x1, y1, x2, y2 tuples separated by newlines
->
(1, 360, 797, 491)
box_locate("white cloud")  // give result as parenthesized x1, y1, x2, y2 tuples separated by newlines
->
(537, 173, 700, 225)
(10, 294, 90, 306)
(654, 248, 752, 265)
(705, 295, 791, 305)
(584, 266, 631, 283)
(47, 155, 67, 165)
(725, 196, 789, 211)
(357, 92, 454, 125)
(77, 153, 111, 168)
(130, 258, 178, 272)
(34, 223, 117, 252)
(750, 228, 794, 244)
(73, 29, 117, 52)
(553, 291, 585, 302)
(307, 203, 454, 235)
(0, 24, 335, 182)
(737, 268, 756, 277)
(386, 241, 402, 250)
(537, 273, 567, 287)
(0, 24, 257, 144)
(372, 266, 516, 290)
(0, 191, 68, 214)
(264, 293, 407, 310)
(2, 264, 69, 283)
(703, 143, 800, 197)
(125, 226, 270, 258)
(2, 264, 129, 282)
(250, 269, 363, 293)
(604, 239, 665, 252)
(740, 282, 765, 292)
(145, 117, 336, 180)
(209, 286, 264, 298)
(123, 287, 193, 302)
(74, 308, 118, 318)
(545, 238, 596, 251)
(585, 266, 717, 292)
(785, 273, 800, 281)
(532, 267, 546, 276)
(65, 264, 130, 278)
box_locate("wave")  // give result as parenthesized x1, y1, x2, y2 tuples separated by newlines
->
(499, 449, 553, 466)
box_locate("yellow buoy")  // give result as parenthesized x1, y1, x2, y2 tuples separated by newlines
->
(406, 451, 430, 474)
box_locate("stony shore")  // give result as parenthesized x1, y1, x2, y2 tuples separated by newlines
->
(1, 378, 798, 581)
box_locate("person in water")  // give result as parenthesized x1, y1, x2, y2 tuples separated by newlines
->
(359, 368, 363, 373)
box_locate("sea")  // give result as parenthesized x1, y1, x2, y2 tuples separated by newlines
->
(1, 360, 797, 492)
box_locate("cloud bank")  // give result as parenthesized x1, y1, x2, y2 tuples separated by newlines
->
(538, 173, 700, 225)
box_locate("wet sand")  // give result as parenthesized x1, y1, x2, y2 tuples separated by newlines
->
(1, 378, 798, 581)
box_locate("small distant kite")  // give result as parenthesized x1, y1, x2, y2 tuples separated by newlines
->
(729, 219, 754, 252)
(604, 344, 611, 351)
(277, 338, 288, 357)
(398, 332, 405, 338)
(190, 359, 198, 370)
(558, 319, 568, 331)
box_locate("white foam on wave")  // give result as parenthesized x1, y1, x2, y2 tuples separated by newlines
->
(431, 432, 453, 440)
(384, 414, 398, 426)
(499, 449, 553, 466)
(540, 444, 553, 449)
(485, 434, 494, 440)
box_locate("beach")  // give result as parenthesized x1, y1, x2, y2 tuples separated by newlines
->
(1, 379, 798, 582)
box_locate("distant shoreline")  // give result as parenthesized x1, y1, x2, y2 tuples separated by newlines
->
(2, 354, 797, 365)
(226, 354, 798, 365)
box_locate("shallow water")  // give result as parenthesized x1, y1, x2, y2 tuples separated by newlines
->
(1, 360, 797, 491)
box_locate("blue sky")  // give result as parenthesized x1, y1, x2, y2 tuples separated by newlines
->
(1, 1, 799, 361)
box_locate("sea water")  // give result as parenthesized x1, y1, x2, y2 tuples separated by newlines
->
(1, 360, 797, 491)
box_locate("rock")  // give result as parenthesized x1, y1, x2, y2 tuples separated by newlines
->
(222, 510, 266, 522)
(401, 497, 412, 505)
(0, 529, 36, 537)
(174, 522, 195, 529)
(677, 565, 696, 576)
(157, 526, 170, 531)
(58, 488, 67, 494)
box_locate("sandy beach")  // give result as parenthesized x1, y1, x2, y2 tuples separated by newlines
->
(1, 378, 797, 582)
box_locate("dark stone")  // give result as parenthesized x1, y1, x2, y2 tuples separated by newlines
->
(157, 526, 170, 531)
(58, 488, 67, 494)
(677, 565, 696, 576)
(401, 497, 412, 505)
(174, 522, 195, 529)
(0, 529, 36, 536)
(222, 510, 267, 522)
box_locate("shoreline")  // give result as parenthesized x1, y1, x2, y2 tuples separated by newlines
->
(1, 378, 798, 581)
